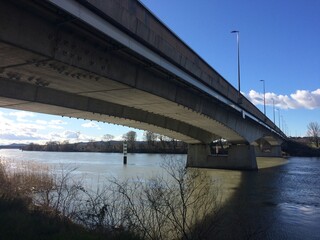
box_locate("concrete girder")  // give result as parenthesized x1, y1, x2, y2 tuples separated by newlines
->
(251, 135, 284, 147)
(261, 135, 283, 146)
(0, 77, 215, 144)
(0, 39, 244, 143)
(0, 54, 227, 142)
(0, 0, 284, 147)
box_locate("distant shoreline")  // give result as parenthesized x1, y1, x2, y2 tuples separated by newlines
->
(1, 138, 319, 157)
(2, 141, 189, 154)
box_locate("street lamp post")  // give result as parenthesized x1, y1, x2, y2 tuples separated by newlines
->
(260, 79, 266, 115)
(276, 108, 281, 130)
(278, 109, 281, 130)
(272, 99, 275, 124)
(231, 30, 241, 95)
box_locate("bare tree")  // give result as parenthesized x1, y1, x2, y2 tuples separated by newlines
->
(32, 164, 84, 219)
(107, 156, 221, 240)
(75, 131, 81, 142)
(143, 131, 158, 147)
(45, 141, 60, 151)
(103, 134, 114, 142)
(122, 131, 137, 150)
(307, 122, 320, 147)
(1, 156, 224, 239)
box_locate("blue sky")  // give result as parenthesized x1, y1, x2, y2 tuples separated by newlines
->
(1, 0, 319, 144)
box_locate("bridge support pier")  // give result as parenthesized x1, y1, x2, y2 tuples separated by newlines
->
(254, 145, 282, 157)
(225, 145, 258, 170)
(187, 144, 258, 171)
(186, 144, 211, 168)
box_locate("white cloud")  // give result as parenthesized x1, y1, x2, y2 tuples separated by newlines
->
(63, 131, 80, 139)
(290, 89, 320, 109)
(246, 88, 320, 110)
(0, 110, 107, 145)
(36, 120, 47, 125)
(0, 120, 46, 144)
(9, 111, 34, 122)
(81, 121, 101, 129)
(49, 120, 67, 125)
(48, 130, 80, 141)
(48, 125, 64, 130)
(47, 130, 102, 143)
(35, 119, 67, 130)
(113, 134, 124, 141)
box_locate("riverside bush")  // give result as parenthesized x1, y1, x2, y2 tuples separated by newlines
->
(0, 156, 221, 240)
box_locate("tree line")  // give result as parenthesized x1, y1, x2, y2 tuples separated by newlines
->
(22, 131, 188, 154)
(20, 122, 320, 155)
(307, 122, 320, 148)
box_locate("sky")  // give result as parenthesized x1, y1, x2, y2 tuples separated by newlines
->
(1, 0, 320, 145)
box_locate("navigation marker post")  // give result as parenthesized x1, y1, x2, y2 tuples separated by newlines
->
(123, 142, 127, 165)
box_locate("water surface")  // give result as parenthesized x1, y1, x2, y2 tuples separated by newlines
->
(1, 149, 319, 239)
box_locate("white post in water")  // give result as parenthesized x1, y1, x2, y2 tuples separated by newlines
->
(123, 142, 127, 165)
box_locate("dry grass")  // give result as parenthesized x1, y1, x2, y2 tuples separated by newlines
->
(0, 156, 222, 240)
(0, 159, 140, 240)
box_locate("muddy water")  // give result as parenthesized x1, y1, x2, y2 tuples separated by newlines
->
(1, 149, 319, 239)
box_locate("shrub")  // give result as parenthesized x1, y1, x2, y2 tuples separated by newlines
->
(0, 156, 222, 240)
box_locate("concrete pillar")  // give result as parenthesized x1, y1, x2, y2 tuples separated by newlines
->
(186, 144, 211, 168)
(227, 145, 258, 170)
(189, 144, 258, 171)
(255, 145, 282, 157)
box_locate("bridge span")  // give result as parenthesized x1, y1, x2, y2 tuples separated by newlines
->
(0, 0, 286, 170)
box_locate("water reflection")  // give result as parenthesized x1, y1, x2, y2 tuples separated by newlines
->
(210, 157, 320, 240)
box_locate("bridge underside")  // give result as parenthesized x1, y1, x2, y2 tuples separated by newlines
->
(0, 0, 284, 170)
(0, 43, 239, 144)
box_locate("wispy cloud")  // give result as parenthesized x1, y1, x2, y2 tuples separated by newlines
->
(81, 121, 101, 129)
(0, 119, 46, 145)
(48, 131, 80, 141)
(246, 88, 320, 110)
(47, 131, 101, 143)
(35, 119, 67, 130)
(49, 120, 67, 125)
(9, 111, 35, 122)
(0, 110, 105, 145)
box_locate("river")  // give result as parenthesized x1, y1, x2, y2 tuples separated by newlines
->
(0, 149, 319, 239)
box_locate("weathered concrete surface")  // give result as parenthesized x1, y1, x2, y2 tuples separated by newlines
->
(0, 0, 278, 144)
(0, 0, 285, 169)
(254, 145, 282, 158)
(188, 145, 258, 170)
(253, 137, 283, 157)
(82, 0, 278, 130)
(186, 144, 212, 167)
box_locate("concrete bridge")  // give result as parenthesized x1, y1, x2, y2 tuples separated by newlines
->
(0, 0, 286, 170)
